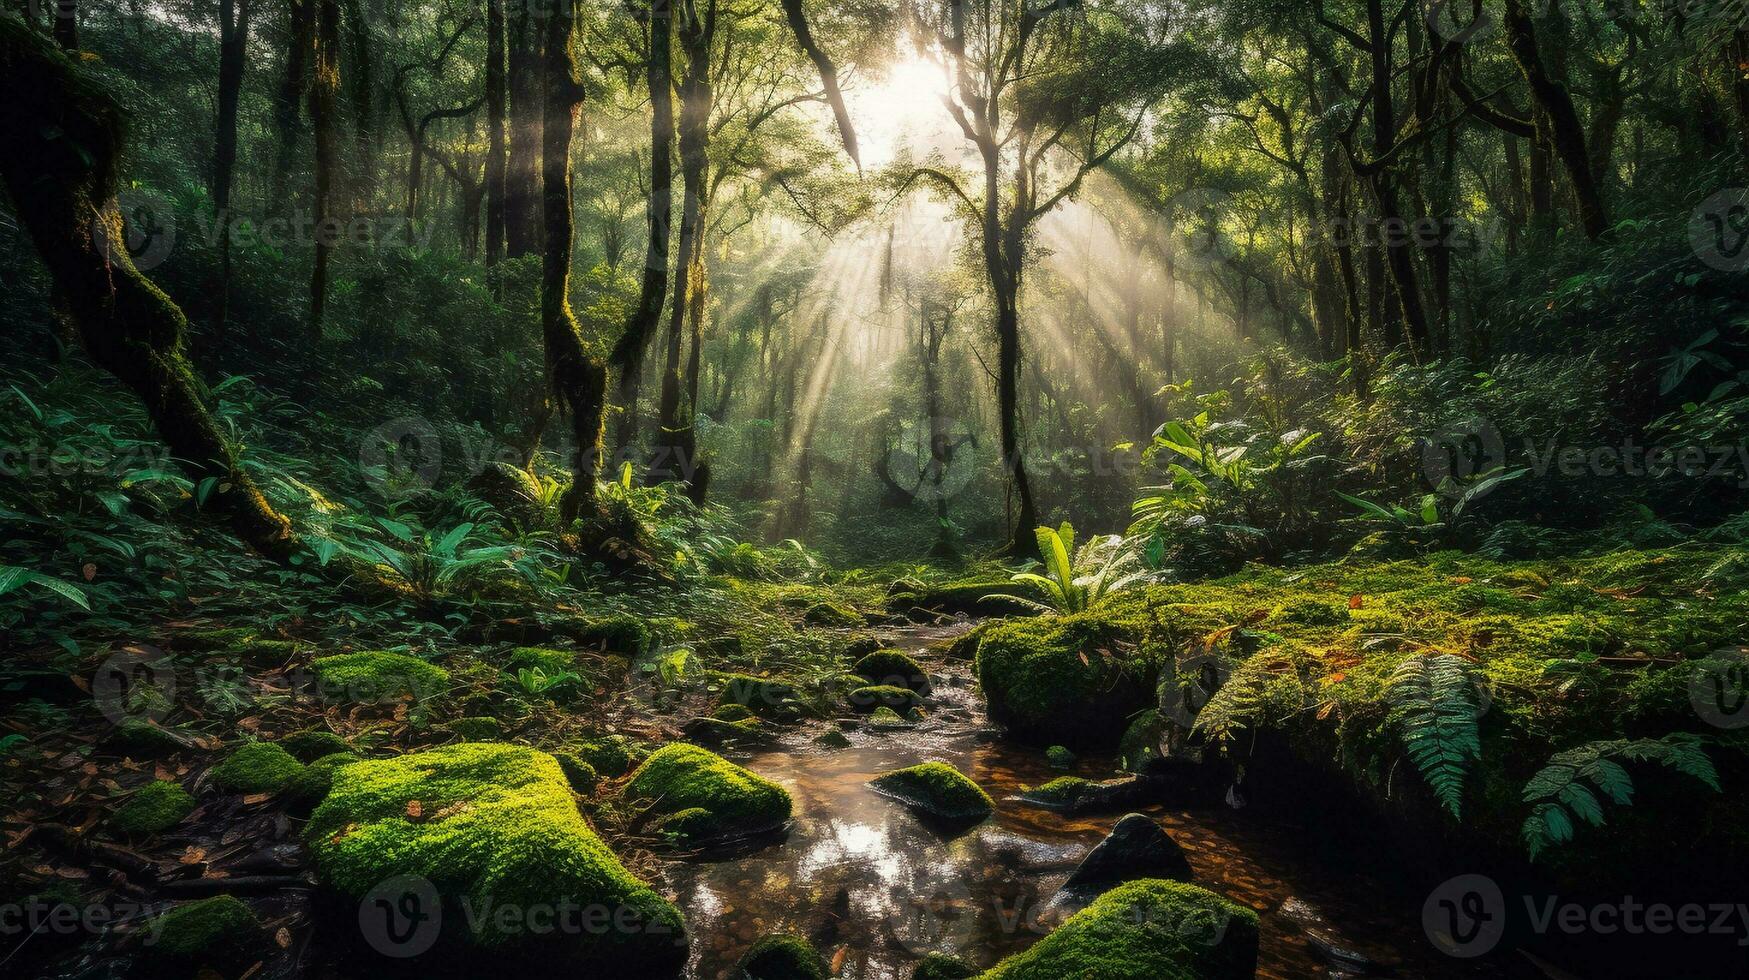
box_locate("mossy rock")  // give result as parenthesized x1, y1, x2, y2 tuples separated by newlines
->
(812, 730, 853, 749)
(1117, 710, 1165, 774)
(853, 650, 931, 693)
(554, 754, 599, 794)
(1045, 745, 1077, 770)
(867, 706, 911, 729)
(848, 684, 921, 714)
(210, 742, 306, 794)
(108, 719, 188, 757)
(844, 635, 885, 659)
(868, 762, 993, 823)
(111, 780, 194, 836)
(307, 743, 686, 966)
(444, 716, 502, 741)
(572, 615, 656, 657)
(803, 602, 864, 628)
(570, 736, 635, 777)
(283, 752, 360, 807)
(1017, 776, 1154, 814)
(681, 716, 767, 749)
(713, 673, 805, 720)
(735, 933, 827, 980)
(624, 743, 792, 847)
(312, 651, 450, 703)
(141, 895, 262, 964)
(281, 729, 351, 762)
(913, 954, 976, 979)
(887, 579, 1036, 617)
(506, 647, 576, 675)
(712, 703, 756, 722)
(973, 609, 1156, 749)
(976, 879, 1257, 979)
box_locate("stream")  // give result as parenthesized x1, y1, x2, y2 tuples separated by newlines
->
(662, 621, 1521, 980)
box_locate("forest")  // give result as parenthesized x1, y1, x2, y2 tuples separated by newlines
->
(1, 0, 1748, 977)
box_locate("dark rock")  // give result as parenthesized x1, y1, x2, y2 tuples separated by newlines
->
(1276, 897, 1397, 974)
(1064, 814, 1193, 891)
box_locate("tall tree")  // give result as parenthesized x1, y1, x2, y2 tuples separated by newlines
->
(505, 1, 543, 256)
(484, 0, 507, 267)
(212, 0, 253, 332)
(308, 0, 342, 340)
(270, 0, 315, 217)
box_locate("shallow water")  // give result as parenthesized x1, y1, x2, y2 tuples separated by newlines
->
(662, 623, 1516, 979)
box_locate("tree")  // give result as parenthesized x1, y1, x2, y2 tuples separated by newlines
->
(213, 0, 253, 332)
(308, 0, 342, 340)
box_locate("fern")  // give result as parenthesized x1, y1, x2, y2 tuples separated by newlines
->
(1520, 734, 1721, 860)
(1189, 647, 1309, 741)
(1387, 654, 1482, 819)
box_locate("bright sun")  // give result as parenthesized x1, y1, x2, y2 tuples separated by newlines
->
(849, 51, 956, 167)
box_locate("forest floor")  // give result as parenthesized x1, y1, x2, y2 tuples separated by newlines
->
(3, 539, 1748, 978)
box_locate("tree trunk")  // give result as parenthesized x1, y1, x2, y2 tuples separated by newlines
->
(270, 0, 313, 217)
(0, 19, 297, 559)
(308, 0, 341, 341)
(1733, 30, 1749, 170)
(653, 0, 709, 492)
(53, 0, 77, 50)
(505, 5, 543, 258)
(610, 0, 675, 456)
(343, 0, 376, 209)
(484, 0, 506, 268)
(1501, 0, 1607, 239)
(212, 0, 251, 333)
(538, 0, 607, 522)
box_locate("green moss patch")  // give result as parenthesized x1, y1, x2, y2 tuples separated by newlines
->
(913, 954, 976, 979)
(444, 716, 502, 741)
(712, 673, 805, 719)
(312, 651, 450, 703)
(973, 608, 1157, 749)
(803, 601, 864, 628)
(853, 650, 932, 693)
(977, 879, 1257, 979)
(624, 743, 792, 846)
(736, 933, 827, 979)
(712, 703, 756, 722)
(308, 743, 685, 964)
(848, 684, 921, 713)
(888, 579, 1037, 617)
(868, 762, 993, 822)
(281, 729, 351, 762)
(555, 753, 599, 794)
(569, 736, 635, 777)
(108, 719, 188, 757)
(868, 706, 911, 729)
(507, 647, 575, 674)
(112, 780, 194, 836)
(210, 742, 306, 794)
(142, 895, 261, 962)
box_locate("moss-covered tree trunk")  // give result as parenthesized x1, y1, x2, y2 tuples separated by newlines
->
(609, 0, 675, 458)
(0, 19, 296, 559)
(308, 0, 341, 340)
(539, 0, 607, 523)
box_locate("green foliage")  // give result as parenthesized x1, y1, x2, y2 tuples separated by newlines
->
(1386, 654, 1484, 819)
(111, 780, 195, 836)
(1520, 735, 1721, 861)
(1008, 523, 1148, 615)
(209, 742, 306, 795)
(144, 895, 261, 961)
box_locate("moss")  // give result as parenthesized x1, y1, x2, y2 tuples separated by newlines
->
(913, 954, 976, 979)
(976, 879, 1257, 979)
(1270, 596, 1348, 626)
(1019, 776, 1092, 808)
(868, 762, 994, 822)
(445, 716, 503, 741)
(813, 730, 853, 749)
(1117, 710, 1165, 774)
(888, 579, 1036, 616)
(868, 706, 911, 728)
(574, 615, 656, 657)
(853, 650, 931, 692)
(712, 703, 756, 722)
(624, 743, 792, 846)
(312, 651, 449, 703)
(210, 742, 306, 794)
(507, 647, 575, 674)
(281, 729, 350, 762)
(974, 608, 1157, 749)
(713, 673, 805, 719)
(681, 716, 766, 748)
(143, 895, 261, 961)
(737, 933, 827, 979)
(1046, 745, 1077, 770)
(282, 752, 359, 807)
(803, 601, 864, 628)
(308, 743, 686, 964)
(111, 780, 194, 836)
(571, 736, 634, 777)
(555, 753, 599, 794)
(848, 685, 921, 713)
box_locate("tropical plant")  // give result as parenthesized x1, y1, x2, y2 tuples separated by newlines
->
(1520, 735, 1720, 860)
(0, 565, 91, 611)
(1004, 523, 1149, 615)
(1387, 654, 1484, 819)
(509, 667, 584, 698)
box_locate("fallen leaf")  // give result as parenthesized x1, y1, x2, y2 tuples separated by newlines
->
(275, 927, 292, 949)
(179, 846, 207, 865)
(406, 800, 424, 820)
(1348, 594, 1364, 609)
(242, 793, 271, 805)
(82, 563, 97, 582)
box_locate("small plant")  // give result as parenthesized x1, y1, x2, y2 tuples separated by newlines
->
(1520, 735, 1720, 860)
(509, 666, 584, 698)
(1005, 523, 1147, 615)
(1388, 654, 1484, 819)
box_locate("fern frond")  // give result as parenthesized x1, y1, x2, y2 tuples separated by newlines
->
(1386, 654, 1482, 820)
(1519, 735, 1722, 860)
